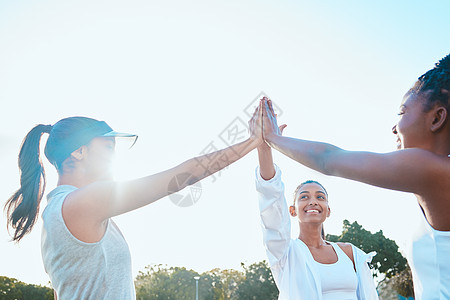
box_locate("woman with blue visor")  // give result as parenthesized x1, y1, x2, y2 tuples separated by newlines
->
(5, 111, 263, 299)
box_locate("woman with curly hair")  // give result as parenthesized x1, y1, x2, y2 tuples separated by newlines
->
(261, 53, 450, 299)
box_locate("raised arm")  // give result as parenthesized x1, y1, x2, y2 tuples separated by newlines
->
(256, 122, 290, 285)
(262, 99, 449, 197)
(258, 122, 287, 180)
(63, 102, 265, 231)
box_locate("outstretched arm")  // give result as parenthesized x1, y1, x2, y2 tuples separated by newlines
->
(64, 102, 265, 228)
(104, 136, 260, 215)
(262, 98, 449, 197)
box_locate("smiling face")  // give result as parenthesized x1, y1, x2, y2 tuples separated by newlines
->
(393, 92, 436, 150)
(290, 182, 330, 224)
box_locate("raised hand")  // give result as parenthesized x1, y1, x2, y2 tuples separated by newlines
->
(262, 97, 287, 146)
(248, 99, 264, 147)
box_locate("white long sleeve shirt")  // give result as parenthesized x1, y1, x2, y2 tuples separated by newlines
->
(255, 165, 379, 300)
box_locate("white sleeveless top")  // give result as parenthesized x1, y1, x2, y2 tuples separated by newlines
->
(408, 204, 450, 300)
(41, 185, 136, 300)
(313, 243, 358, 300)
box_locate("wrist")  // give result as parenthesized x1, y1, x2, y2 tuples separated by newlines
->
(257, 142, 271, 152)
(248, 135, 263, 148)
(264, 132, 279, 147)
(268, 134, 285, 149)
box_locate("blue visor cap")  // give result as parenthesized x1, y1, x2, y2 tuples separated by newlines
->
(46, 120, 138, 166)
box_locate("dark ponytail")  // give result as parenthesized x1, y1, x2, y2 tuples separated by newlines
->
(5, 124, 52, 242)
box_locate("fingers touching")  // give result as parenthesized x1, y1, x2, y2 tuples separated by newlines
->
(259, 97, 286, 142)
(250, 96, 286, 147)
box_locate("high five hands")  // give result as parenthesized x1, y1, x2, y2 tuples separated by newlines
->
(248, 96, 287, 150)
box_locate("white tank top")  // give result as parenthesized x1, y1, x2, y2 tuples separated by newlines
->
(409, 205, 450, 299)
(313, 242, 358, 300)
(41, 185, 136, 300)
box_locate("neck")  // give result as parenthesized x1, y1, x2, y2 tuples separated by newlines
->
(57, 169, 93, 188)
(298, 222, 325, 248)
(427, 128, 450, 156)
(434, 137, 450, 156)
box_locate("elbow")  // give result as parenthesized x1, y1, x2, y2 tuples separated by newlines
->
(185, 173, 201, 186)
(321, 159, 334, 176)
(171, 171, 201, 194)
(183, 158, 206, 186)
(316, 147, 338, 176)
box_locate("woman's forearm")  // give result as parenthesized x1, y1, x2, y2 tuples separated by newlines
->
(105, 137, 259, 216)
(257, 146, 276, 180)
(261, 98, 341, 176)
(186, 137, 259, 184)
(267, 134, 342, 176)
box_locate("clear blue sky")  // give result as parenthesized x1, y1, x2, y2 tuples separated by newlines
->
(1, 0, 449, 286)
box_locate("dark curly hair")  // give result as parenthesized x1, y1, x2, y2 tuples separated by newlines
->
(408, 53, 450, 112)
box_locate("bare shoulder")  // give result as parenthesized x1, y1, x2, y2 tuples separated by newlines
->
(397, 149, 449, 177)
(63, 181, 115, 216)
(336, 242, 352, 252)
(336, 242, 354, 261)
(388, 149, 449, 195)
(61, 181, 115, 242)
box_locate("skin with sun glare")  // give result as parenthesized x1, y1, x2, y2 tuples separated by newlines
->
(58, 103, 264, 243)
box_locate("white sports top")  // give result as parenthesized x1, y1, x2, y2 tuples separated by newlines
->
(256, 164, 379, 300)
(408, 204, 450, 300)
(314, 242, 358, 300)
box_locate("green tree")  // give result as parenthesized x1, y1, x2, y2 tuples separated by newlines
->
(378, 265, 415, 299)
(0, 276, 54, 300)
(326, 219, 414, 298)
(390, 265, 414, 298)
(201, 268, 243, 300)
(327, 220, 408, 279)
(0, 276, 22, 300)
(135, 264, 202, 300)
(135, 263, 278, 300)
(236, 261, 278, 300)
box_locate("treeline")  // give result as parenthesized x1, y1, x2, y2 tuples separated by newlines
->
(1, 220, 414, 299)
(0, 276, 54, 300)
(135, 261, 278, 300)
(134, 220, 414, 299)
